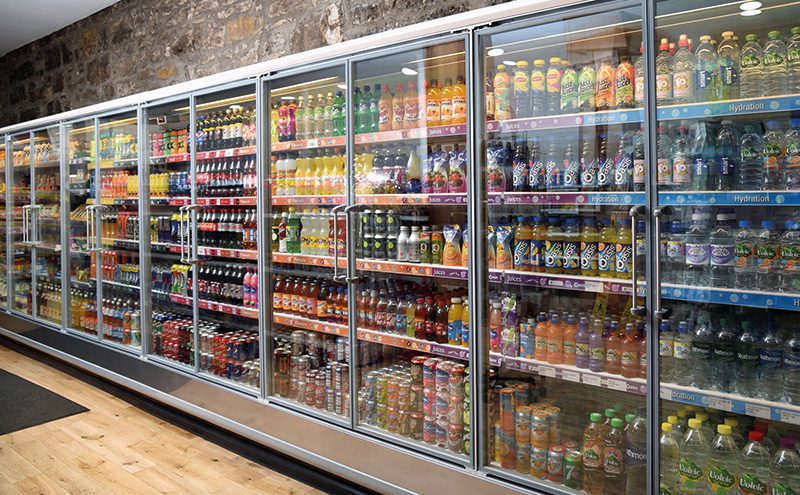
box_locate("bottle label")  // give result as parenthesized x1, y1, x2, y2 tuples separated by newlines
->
(452, 96, 467, 121)
(530, 239, 543, 268)
(656, 74, 672, 99)
(657, 158, 673, 184)
(512, 159, 529, 188)
(581, 158, 597, 187)
(692, 341, 712, 358)
(447, 320, 462, 342)
(546, 68, 562, 95)
(739, 473, 768, 495)
(714, 345, 735, 362)
(616, 242, 632, 273)
(563, 339, 575, 356)
(686, 242, 710, 265)
(771, 483, 797, 495)
(766, 143, 784, 171)
(621, 350, 638, 366)
(674, 341, 691, 360)
(578, 70, 596, 109)
(719, 156, 736, 177)
(514, 239, 530, 268)
(597, 157, 615, 187)
(764, 52, 786, 68)
(614, 154, 633, 187)
(514, 71, 530, 93)
(783, 245, 800, 272)
(785, 353, 800, 370)
(582, 440, 602, 469)
(546, 159, 562, 187)
(560, 72, 578, 111)
(580, 241, 598, 271)
(563, 158, 580, 186)
(598, 241, 615, 272)
(738, 350, 760, 368)
(710, 243, 735, 266)
(679, 458, 704, 489)
(719, 61, 739, 88)
(590, 346, 605, 361)
(576, 342, 589, 358)
(547, 337, 562, 354)
(531, 71, 546, 93)
(545, 240, 563, 268)
(659, 339, 674, 357)
(790, 47, 800, 62)
(606, 347, 620, 364)
(633, 159, 646, 185)
(757, 244, 778, 269)
(673, 157, 691, 184)
(563, 240, 580, 270)
(535, 335, 548, 353)
(696, 69, 714, 90)
(709, 465, 737, 493)
(615, 64, 635, 106)
(529, 159, 545, 188)
(596, 65, 615, 108)
(673, 71, 693, 98)
(426, 99, 441, 122)
(634, 76, 645, 104)
(760, 347, 782, 369)
(603, 446, 624, 475)
(735, 242, 754, 268)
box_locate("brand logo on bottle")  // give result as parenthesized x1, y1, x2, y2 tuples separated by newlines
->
(514, 240, 530, 268)
(530, 239, 543, 268)
(528, 159, 544, 188)
(709, 465, 736, 492)
(614, 154, 632, 186)
(739, 473, 768, 495)
(710, 243, 735, 266)
(616, 243, 632, 273)
(603, 447, 624, 474)
(513, 160, 529, 188)
(580, 241, 598, 270)
(583, 442, 602, 468)
(679, 458, 704, 481)
(598, 241, 614, 272)
(545, 240, 563, 268)
(563, 240, 580, 269)
(564, 158, 580, 186)
(581, 158, 598, 186)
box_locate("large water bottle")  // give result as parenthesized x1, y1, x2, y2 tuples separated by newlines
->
(657, 124, 674, 188)
(691, 121, 717, 191)
(678, 418, 709, 494)
(760, 323, 784, 401)
(691, 310, 714, 389)
(764, 120, 786, 190)
(707, 424, 739, 495)
(734, 219, 758, 289)
(656, 38, 674, 105)
(666, 220, 686, 284)
(740, 34, 764, 98)
(709, 209, 736, 287)
(756, 219, 781, 290)
(673, 34, 696, 104)
(771, 437, 800, 495)
(684, 208, 711, 286)
(673, 321, 693, 386)
(781, 221, 800, 293)
(660, 422, 680, 495)
(738, 431, 771, 495)
(717, 31, 740, 100)
(763, 30, 789, 97)
(715, 120, 739, 191)
(738, 125, 766, 190)
(673, 126, 693, 190)
(714, 318, 738, 393)
(736, 321, 761, 398)
(625, 408, 647, 494)
(659, 320, 675, 383)
(784, 332, 800, 405)
(695, 35, 719, 102)
(789, 27, 800, 93)
(785, 118, 800, 190)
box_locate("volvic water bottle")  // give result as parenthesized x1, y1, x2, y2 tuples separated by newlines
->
(760, 323, 784, 401)
(738, 125, 766, 190)
(734, 219, 758, 289)
(781, 221, 800, 293)
(784, 332, 800, 405)
(707, 424, 739, 495)
(756, 219, 781, 290)
(738, 431, 771, 495)
(678, 418, 709, 494)
(660, 422, 680, 495)
(764, 120, 786, 190)
(763, 30, 789, 97)
(740, 34, 764, 98)
(785, 118, 800, 190)
(789, 27, 800, 93)
(771, 437, 800, 495)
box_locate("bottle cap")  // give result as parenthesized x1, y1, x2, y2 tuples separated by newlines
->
(662, 422, 673, 432)
(497, 64, 506, 70)
(549, 57, 561, 64)
(590, 412, 602, 422)
(534, 59, 545, 66)
(768, 30, 782, 40)
(610, 418, 623, 428)
(738, 219, 752, 228)
(722, 31, 734, 38)
(696, 412, 708, 422)
(780, 437, 797, 449)
(745, 33, 758, 42)
(688, 418, 702, 429)
(717, 424, 732, 435)
(605, 408, 616, 418)
(700, 35, 711, 42)
(668, 415, 679, 425)
(677, 409, 687, 418)
(625, 413, 635, 424)
(761, 220, 776, 229)
(516, 60, 529, 67)
(749, 430, 765, 442)
(451, 297, 461, 304)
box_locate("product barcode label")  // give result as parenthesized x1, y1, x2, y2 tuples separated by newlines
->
(539, 366, 556, 377)
(605, 378, 628, 392)
(707, 397, 733, 411)
(780, 409, 800, 425)
(582, 374, 602, 387)
(584, 281, 603, 293)
(745, 403, 771, 419)
(561, 370, 580, 383)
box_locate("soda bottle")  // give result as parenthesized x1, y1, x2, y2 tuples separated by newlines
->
(718, 31, 741, 100)
(534, 312, 550, 361)
(512, 141, 529, 192)
(660, 422, 680, 495)
(583, 412, 605, 494)
(403, 81, 419, 130)
(673, 321, 693, 386)
(678, 418, 709, 494)
(707, 424, 739, 495)
(564, 141, 580, 189)
(562, 314, 578, 365)
(739, 124, 766, 190)
(562, 218, 580, 275)
(656, 38, 674, 104)
(512, 61, 531, 118)
(426, 80, 441, 127)
(691, 310, 714, 389)
(738, 431, 771, 495)
(513, 216, 532, 272)
(460, 298, 469, 348)
(578, 63, 597, 112)
(439, 78, 453, 127)
(589, 318, 605, 372)
(764, 30, 789, 97)
(741, 34, 764, 98)
(734, 219, 758, 288)
(772, 437, 800, 494)
(673, 34, 696, 104)
(580, 217, 599, 276)
(530, 59, 547, 117)
(756, 219, 780, 290)
(710, 209, 736, 287)
(634, 43, 645, 108)
(560, 61, 578, 113)
(736, 320, 761, 397)
(684, 208, 711, 285)
(543, 217, 563, 274)
(716, 120, 739, 191)
(785, 118, 800, 189)
(614, 56, 635, 109)
(714, 318, 738, 393)
(695, 35, 719, 102)
(602, 417, 626, 495)
(625, 408, 647, 494)
(789, 27, 800, 93)
(657, 124, 674, 188)
(595, 58, 615, 111)
(488, 301, 502, 353)
(452, 75, 467, 125)
(598, 218, 616, 278)
(760, 323, 784, 401)
(435, 298, 448, 344)
(546, 57, 563, 115)
(494, 65, 513, 120)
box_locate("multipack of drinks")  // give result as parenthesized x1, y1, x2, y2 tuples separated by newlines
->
(152, 311, 194, 364)
(150, 129, 189, 158)
(197, 264, 258, 309)
(272, 276, 348, 324)
(271, 91, 346, 142)
(273, 330, 350, 416)
(195, 106, 257, 151)
(197, 155, 258, 198)
(272, 148, 345, 197)
(36, 282, 62, 325)
(197, 208, 258, 251)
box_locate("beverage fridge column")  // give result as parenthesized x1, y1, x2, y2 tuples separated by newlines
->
(11, 132, 32, 315)
(350, 37, 471, 460)
(266, 65, 350, 421)
(477, 5, 649, 493)
(0, 140, 7, 309)
(652, 3, 800, 495)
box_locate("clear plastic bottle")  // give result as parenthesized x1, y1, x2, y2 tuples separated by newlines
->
(781, 221, 800, 293)
(678, 418, 709, 494)
(785, 118, 800, 190)
(765, 120, 787, 190)
(673, 321, 693, 386)
(736, 320, 761, 398)
(760, 323, 784, 401)
(603, 417, 626, 495)
(656, 38, 674, 104)
(695, 35, 719, 102)
(715, 120, 739, 191)
(717, 31, 741, 100)
(691, 309, 714, 389)
(657, 124, 675, 188)
(740, 34, 764, 98)
(660, 422, 680, 495)
(710, 209, 736, 287)
(789, 27, 800, 94)
(691, 121, 717, 191)
(763, 30, 789, 97)
(724, 418, 745, 448)
(634, 42, 645, 108)
(707, 424, 739, 495)
(672, 126, 693, 190)
(756, 219, 781, 290)
(673, 34, 696, 104)
(738, 124, 766, 190)
(734, 219, 758, 289)
(684, 208, 711, 286)
(625, 408, 647, 494)
(738, 431, 771, 495)
(771, 437, 800, 494)
(714, 318, 738, 393)
(785, 332, 800, 405)
(659, 320, 674, 383)
(666, 220, 686, 284)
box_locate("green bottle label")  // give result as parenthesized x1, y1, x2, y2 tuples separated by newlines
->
(679, 458, 704, 490)
(772, 482, 797, 495)
(739, 473, 768, 495)
(709, 465, 737, 494)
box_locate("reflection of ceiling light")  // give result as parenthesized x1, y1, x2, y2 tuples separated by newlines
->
(740, 8, 761, 15)
(337, 84, 347, 89)
(502, 60, 517, 66)
(740, 1, 761, 9)
(229, 104, 242, 110)
(401, 67, 418, 76)
(487, 48, 504, 57)
(280, 96, 295, 100)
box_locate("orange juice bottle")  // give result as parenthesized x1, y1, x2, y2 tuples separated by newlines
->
(620, 323, 639, 378)
(460, 299, 469, 348)
(448, 297, 463, 346)
(605, 321, 622, 375)
(563, 314, 578, 365)
(452, 75, 467, 125)
(426, 79, 442, 127)
(418, 80, 428, 127)
(489, 301, 502, 353)
(440, 78, 453, 126)
(403, 81, 418, 129)
(513, 216, 532, 272)
(531, 216, 547, 272)
(534, 312, 549, 361)
(392, 84, 405, 130)
(378, 84, 393, 132)
(546, 313, 564, 364)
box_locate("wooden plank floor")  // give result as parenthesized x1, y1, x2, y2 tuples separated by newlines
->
(0, 344, 326, 495)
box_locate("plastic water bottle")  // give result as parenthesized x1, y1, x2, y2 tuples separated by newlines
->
(789, 27, 800, 93)
(784, 332, 800, 405)
(691, 310, 714, 389)
(785, 118, 800, 190)
(738, 431, 771, 495)
(660, 422, 680, 495)
(659, 320, 674, 383)
(782, 221, 800, 293)
(714, 318, 738, 393)
(625, 408, 647, 494)
(717, 31, 740, 100)
(771, 437, 800, 495)
(736, 321, 761, 398)
(690, 121, 717, 191)
(657, 124, 674, 188)
(656, 38, 674, 104)
(760, 323, 784, 401)
(707, 424, 739, 495)
(756, 219, 781, 290)
(734, 219, 758, 289)
(678, 418, 709, 494)
(673, 34, 696, 104)
(666, 220, 686, 284)
(673, 125, 693, 190)
(740, 34, 764, 98)
(710, 209, 736, 287)
(695, 35, 719, 102)
(763, 30, 789, 97)
(738, 125, 766, 190)
(684, 208, 711, 286)
(674, 321, 693, 386)
(715, 120, 739, 191)
(723, 418, 745, 449)
(764, 120, 786, 190)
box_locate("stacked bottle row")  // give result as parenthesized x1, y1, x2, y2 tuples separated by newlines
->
(195, 106, 257, 151)
(272, 276, 348, 324)
(34, 173, 59, 192)
(97, 170, 194, 199)
(355, 279, 469, 347)
(197, 155, 258, 198)
(149, 129, 189, 158)
(659, 303, 800, 404)
(99, 297, 141, 345)
(101, 212, 140, 242)
(272, 149, 345, 197)
(487, 132, 644, 193)
(271, 208, 346, 257)
(198, 325, 259, 386)
(489, 213, 641, 279)
(654, 28, 800, 105)
(91, 250, 138, 283)
(36, 282, 62, 324)
(98, 131, 137, 161)
(69, 288, 98, 334)
(358, 351, 470, 454)
(197, 208, 258, 251)
(271, 91, 346, 142)
(273, 330, 350, 416)
(197, 264, 258, 309)
(354, 144, 467, 196)
(12, 142, 60, 166)
(152, 311, 194, 365)
(660, 207, 800, 291)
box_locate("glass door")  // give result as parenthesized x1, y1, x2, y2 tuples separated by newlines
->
(193, 84, 259, 391)
(266, 64, 349, 421)
(66, 119, 98, 337)
(477, 3, 649, 492)
(653, 2, 800, 495)
(97, 111, 141, 348)
(144, 98, 194, 368)
(350, 37, 471, 460)
(11, 132, 33, 316)
(0, 140, 7, 310)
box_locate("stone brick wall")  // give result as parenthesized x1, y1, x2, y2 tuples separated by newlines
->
(0, 0, 506, 128)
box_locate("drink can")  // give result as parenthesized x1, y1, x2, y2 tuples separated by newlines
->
(564, 449, 583, 489)
(516, 442, 531, 474)
(334, 391, 343, 415)
(373, 210, 386, 236)
(364, 400, 377, 425)
(398, 408, 410, 436)
(386, 377, 400, 407)
(423, 415, 436, 443)
(387, 406, 400, 432)
(385, 209, 399, 236)
(499, 387, 516, 432)
(435, 393, 451, 419)
(513, 382, 531, 407)
(449, 363, 466, 395)
(362, 233, 374, 260)
(531, 412, 549, 449)
(435, 361, 452, 389)
(364, 371, 378, 401)
(547, 406, 561, 444)
(546, 445, 566, 483)
(410, 356, 426, 384)
(448, 394, 464, 426)
(373, 234, 387, 261)
(376, 374, 388, 404)
(515, 406, 532, 444)
(422, 387, 436, 416)
(447, 424, 464, 453)
(530, 446, 548, 478)
(409, 411, 424, 440)
(409, 384, 424, 412)
(360, 209, 374, 236)
(435, 418, 448, 448)
(422, 357, 441, 388)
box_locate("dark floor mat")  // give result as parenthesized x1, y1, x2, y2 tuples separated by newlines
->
(0, 368, 88, 435)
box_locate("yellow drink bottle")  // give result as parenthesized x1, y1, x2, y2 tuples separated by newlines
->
(615, 215, 633, 279)
(598, 217, 617, 278)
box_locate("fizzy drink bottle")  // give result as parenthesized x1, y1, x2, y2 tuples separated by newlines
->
(613, 130, 634, 191)
(563, 141, 580, 189)
(596, 132, 614, 191)
(545, 57, 563, 115)
(740, 34, 764, 98)
(678, 418, 709, 494)
(707, 424, 739, 495)
(578, 63, 597, 112)
(580, 136, 597, 190)
(512, 141, 529, 192)
(771, 437, 800, 494)
(545, 139, 562, 190)
(763, 30, 789, 96)
(738, 431, 771, 495)
(560, 62, 578, 114)
(756, 219, 781, 290)
(583, 412, 605, 494)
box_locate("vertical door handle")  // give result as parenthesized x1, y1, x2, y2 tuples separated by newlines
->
(629, 205, 647, 317)
(184, 204, 202, 264)
(331, 204, 346, 282)
(653, 205, 675, 319)
(178, 205, 188, 263)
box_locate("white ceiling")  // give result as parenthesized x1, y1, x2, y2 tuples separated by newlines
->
(0, 0, 120, 56)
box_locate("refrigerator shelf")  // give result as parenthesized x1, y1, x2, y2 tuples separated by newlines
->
(92, 278, 140, 292)
(661, 383, 800, 426)
(196, 246, 257, 260)
(487, 107, 643, 133)
(356, 193, 468, 205)
(658, 190, 800, 206)
(357, 259, 468, 281)
(657, 93, 800, 121)
(272, 195, 346, 206)
(491, 191, 645, 206)
(271, 136, 346, 152)
(100, 158, 138, 170)
(197, 196, 257, 206)
(88, 196, 190, 206)
(273, 312, 348, 337)
(31, 159, 61, 169)
(272, 252, 345, 268)
(149, 153, 190, 164)
(168, 294, 259, 319)
(661, 284, 800, 312)
(357, 328, 469, 361)
(492, 353, 647, 395)
(354, 124, 466, 145)
(196, 145, 256, 160)
(490, 269, 635, 295)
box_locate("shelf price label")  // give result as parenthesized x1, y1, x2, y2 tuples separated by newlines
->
(745, 403, 771, 419)
(707, 396, 733, 412)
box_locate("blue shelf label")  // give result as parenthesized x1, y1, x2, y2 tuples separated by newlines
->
(660, 191, 800, 206)
(661, 285, 800, 311)
(658, 95, 800, 120)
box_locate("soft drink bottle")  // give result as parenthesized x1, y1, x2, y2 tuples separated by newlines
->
(718, 31, 740, 100)
(596, 132, 614, 191)
(580, 136, 597, 189)
(513, 216, 532, 272)
(598, 218, 616, 278)
(660, 422, 680, 495)
(673, 34, 696, 104)
(740, 34, 764, 98)
(709, 209, 736, 287)
(714, 318, 738, 393)
(614, 215, 632, 279)
(620, 324, 639, 378)
(615, 56, 635, 109)
(563, 141, 580, 189)
(596, 58, 615, 111)
(546, 313, 564, 364)
(580, 217, 599, 276)
(530, 59, 547, 117)
(760, 323, 784, 401)
(656, 38, 674, 104)
(684, 208, 711, 285)
(772, 437, 800, 494)
(764, 30, 789, 97)
(612, 130, 633, 191)
(673, 321, 693, 386)
(678, 418, 709, 494)
(695, 35, 719, 102)
(707, 424, 739, 495)
(583, 412, 605, 494)
(578, 63, 597, 112)
(544, 139, 562, 190)
(738, 431, 771, 495)
(563, 314, 578, 365)
(575, 317, 590, 369)
(756, 219, 780, 290)
(602, 417, 626, 495)
(560, 61, 578, 113)
(512, 141, 529, 192)
(604, 321, 622, 375)
(736, 320, 761, 397)
(632, 131, 646, 191)
(494, 65, 512, 121)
